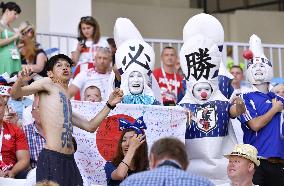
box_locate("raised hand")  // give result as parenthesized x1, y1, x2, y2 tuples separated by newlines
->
(3, 107, 19, 124)
(231, 96, 246, 115)
(18, 66, 34, 84)
(272, 98, 283, 113)
(128, 134, 146, 151)
(108, 88, 124, 107)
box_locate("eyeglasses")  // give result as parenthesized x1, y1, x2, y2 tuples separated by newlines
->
(80, 16, 93, 21)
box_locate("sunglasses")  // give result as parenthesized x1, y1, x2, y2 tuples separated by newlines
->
(21, 28, 34, 36)
(80, 16, 93, 21)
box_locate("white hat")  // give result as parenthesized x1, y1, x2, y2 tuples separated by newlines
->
(0, 73, 17, 96)
(245, 34, 273, 84)
(114, 18, 155, 97)
(183, 13, 224, 48)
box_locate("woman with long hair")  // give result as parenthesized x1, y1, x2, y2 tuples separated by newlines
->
(71, 16, 105, 67)
(104, 123, 149, 186)
(0, 1, 21, 75)
(18, 21, 47, 81)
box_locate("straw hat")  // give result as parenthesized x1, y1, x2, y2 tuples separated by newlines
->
(224, 144, 260, 166)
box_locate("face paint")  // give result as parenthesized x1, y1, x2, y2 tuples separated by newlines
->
(192, 82, 212, 101)
(250, 62, 266, 82)
(128, 71, 144, 95)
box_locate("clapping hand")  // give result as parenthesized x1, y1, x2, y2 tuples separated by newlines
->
(108, 88, 124, 107)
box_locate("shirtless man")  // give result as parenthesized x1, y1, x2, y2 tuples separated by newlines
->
(11, 54, 123, 186)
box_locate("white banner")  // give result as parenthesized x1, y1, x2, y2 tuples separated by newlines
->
(71, 101, 188, 185)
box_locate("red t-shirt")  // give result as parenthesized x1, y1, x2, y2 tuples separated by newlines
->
(153, 68, 183, 104)
(1, 121, 29, 167)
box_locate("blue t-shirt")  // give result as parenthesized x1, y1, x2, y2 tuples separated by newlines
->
(238, 91, 284, 159)
(104, 161, 137, 186)
(180, 100, 230, 139)
(8, 97, 33, 121)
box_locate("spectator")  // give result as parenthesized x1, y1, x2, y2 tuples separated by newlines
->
(113, 18, 162, 105)
(18, 21, 40, 48)
(238, 34, 284, 186)
(104, 117, 148, 186)
(71, 16, 107, 67)
(153, 47, 183, 106)
(229, 65, 253, 144)
(0, 1, 22, 75)
(0, 72, 19, 125)
(83, 85, 102, 102)
(272, 83, 284, 97)
(11, 54, 123, 185)
(68, 47, 112, 101)
(107, 37, 117, 65)
(121, 70, 161, 105)
(107, 37, 121, 88)
(0, 86, 30, 179)
(120, 137, 214, 186)
(23, 94, 45, 169)
(18, 21, 47, 82)
(224, 144, 260, 186)
(230, 65, 252, 96)
(7, 72, 33, 124)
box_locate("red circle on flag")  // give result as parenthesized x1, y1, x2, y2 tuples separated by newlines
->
(96, 114, 135, 161)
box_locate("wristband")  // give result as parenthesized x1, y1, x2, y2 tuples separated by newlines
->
(121, 161, 130, 168)
(106, 101, 116, 110)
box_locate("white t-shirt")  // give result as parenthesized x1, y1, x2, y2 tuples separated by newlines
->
(71, 68, 111, 101)
(72, 38, 109, 66)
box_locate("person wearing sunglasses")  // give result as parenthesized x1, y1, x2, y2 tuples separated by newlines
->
(18, 21, 48, 84)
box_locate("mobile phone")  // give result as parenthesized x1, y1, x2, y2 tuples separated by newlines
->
(77, 37, 86, 48)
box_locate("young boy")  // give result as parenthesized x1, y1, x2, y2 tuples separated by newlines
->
(11, 54, 123, 186)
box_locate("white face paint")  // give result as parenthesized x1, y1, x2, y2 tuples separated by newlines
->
(250, 62, 266, 82)
(128, 71, 144, 95)
(192, 82, 212, 101)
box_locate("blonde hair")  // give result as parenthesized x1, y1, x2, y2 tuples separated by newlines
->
(19, 21, 36, 39)
(20, 38, 36, 62)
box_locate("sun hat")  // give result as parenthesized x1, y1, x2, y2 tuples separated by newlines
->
(224, 144, 260, 166)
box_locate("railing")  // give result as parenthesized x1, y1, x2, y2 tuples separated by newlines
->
(37, 32, 284, 78)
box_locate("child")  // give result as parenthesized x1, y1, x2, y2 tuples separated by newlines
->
(83, 85, 102, 102)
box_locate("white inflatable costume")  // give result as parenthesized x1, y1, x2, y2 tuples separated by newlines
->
(179, 13, 237, 185)
(114, 18, 161, 105)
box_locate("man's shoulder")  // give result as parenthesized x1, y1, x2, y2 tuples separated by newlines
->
(122, 166, 213, 185)
(3, 121, 24, 135)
